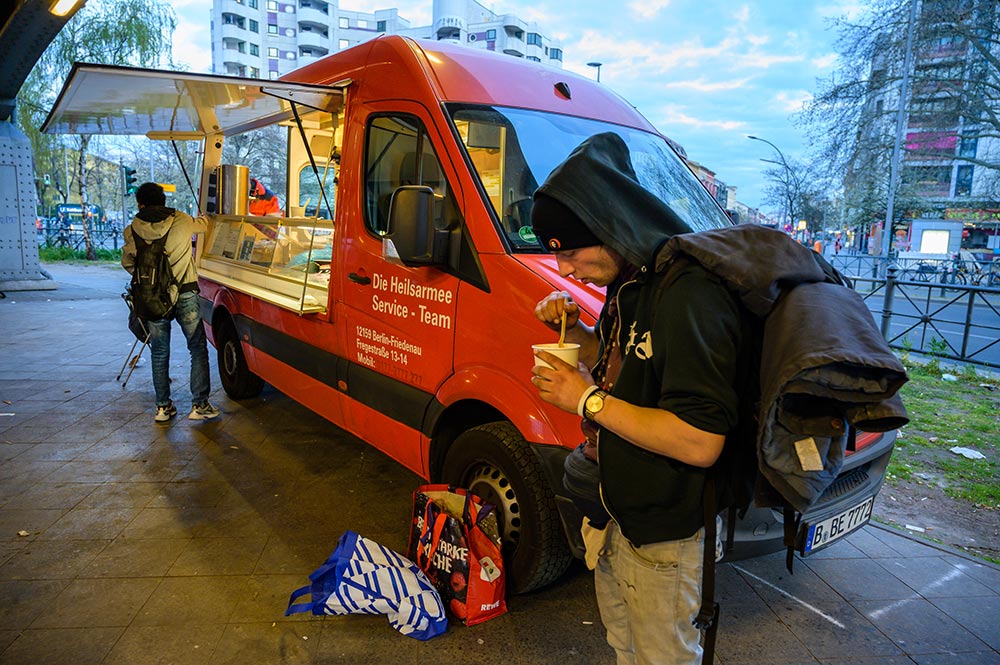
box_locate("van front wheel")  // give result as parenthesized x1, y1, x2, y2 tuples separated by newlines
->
(217, 318, 264, 399)
(441, 422, 573, 594)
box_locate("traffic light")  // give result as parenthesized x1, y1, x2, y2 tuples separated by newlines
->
(123, 166, 138, 195)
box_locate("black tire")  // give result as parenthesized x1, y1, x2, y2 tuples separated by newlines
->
(441, 422, 573, 594)
(216, 317, 265, 399)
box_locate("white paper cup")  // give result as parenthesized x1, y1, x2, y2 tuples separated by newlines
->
(533, 342, 580, 369)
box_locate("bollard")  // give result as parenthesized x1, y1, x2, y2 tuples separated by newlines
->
(881, 264, 897, 340)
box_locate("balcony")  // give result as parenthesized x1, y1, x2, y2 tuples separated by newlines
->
(220, 22, 246, 41)
(298, 5, 330, 26)
(297, 27, 329, 50)
(221, 48, 258, 71)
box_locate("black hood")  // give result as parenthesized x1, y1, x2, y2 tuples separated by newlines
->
(135, 206, 176, 224)
(534, 132, 692, 269)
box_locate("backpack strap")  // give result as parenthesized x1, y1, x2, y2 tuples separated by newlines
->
(783, 505, 800, 574)
(694, 474, 720, 664)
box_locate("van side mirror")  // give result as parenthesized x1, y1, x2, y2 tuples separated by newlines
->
(384, 185, 449, 266)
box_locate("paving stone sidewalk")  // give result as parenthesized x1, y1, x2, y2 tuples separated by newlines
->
(0, 263, 997, 664)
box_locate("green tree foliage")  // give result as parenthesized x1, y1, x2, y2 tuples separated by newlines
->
(17, 0, 176, 260)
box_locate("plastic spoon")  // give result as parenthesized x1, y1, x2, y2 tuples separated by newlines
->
(558, 309, 567, 347)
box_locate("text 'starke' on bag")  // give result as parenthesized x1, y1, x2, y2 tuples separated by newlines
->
(285, 530, 447, 641)
(408, 484, 507, 626)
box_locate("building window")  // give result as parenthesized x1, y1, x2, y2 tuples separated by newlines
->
(249, 19, 258, 32)
(340, 17, 349, 28)
(469, 34, 476, 41)
(339, 39, 350, 50)
(249, 0, 257, 7)
(249, 66, 260, 78)
(286, 51, 296, 59)
(959, 135, 978, 158)
(527, 56, 541, 62)
(527, 33, 542, 46)
(267, 0, 278, 9)
(955, 165, 974, 196)
(269, 70, 279, 80)
(486, 29, 496, 40)
(268, 24, 279, 34)
(377, 20, 386, 31)
(250, 43, 259, 56)
(550, 48, 562, 61)
(268, 47, 278, 57)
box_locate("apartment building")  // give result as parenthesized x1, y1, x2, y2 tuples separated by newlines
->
(848, 0, 1000, 257)
(211, 0, 563, 80)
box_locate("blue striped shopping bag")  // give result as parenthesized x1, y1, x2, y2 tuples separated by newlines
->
(285, 530, 448, 640)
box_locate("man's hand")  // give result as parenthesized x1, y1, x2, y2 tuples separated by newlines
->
(531, 350, 595, 414)
(534, 291, 580, 332)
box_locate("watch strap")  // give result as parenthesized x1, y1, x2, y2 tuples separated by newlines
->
(577, 385, 600, 418)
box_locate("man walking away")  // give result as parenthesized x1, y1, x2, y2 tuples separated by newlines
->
(122, 182, 220, 423)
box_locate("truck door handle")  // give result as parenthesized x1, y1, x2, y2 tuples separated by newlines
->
(348, 272, 371, 285)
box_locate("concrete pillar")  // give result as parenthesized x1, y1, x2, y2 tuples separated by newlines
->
(0, 121, 54, 292)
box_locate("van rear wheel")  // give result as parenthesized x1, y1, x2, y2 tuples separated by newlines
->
(217, 318, 264, 399)
(441, 422, 573, 594)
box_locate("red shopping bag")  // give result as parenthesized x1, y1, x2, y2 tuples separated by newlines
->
(407, 485, 506, 626)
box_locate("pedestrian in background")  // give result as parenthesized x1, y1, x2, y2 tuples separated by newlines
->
(529, 133, 745, 664)
(122, 182, 220, 423)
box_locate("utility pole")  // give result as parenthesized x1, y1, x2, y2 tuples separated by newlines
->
(882, 0, 919, 258)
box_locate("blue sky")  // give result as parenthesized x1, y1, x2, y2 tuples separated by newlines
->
(171, 0, 865, 212)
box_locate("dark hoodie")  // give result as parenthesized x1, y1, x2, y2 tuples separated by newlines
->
(535, 132, 747, 545)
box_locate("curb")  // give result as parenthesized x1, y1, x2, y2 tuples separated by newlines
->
(872, 520, 1000, 570)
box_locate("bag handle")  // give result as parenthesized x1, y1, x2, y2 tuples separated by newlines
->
(416, 500, 449, 570)
(285, 584, 315, 616)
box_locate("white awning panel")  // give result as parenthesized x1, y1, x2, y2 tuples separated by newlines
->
(41, 63, 343, 138)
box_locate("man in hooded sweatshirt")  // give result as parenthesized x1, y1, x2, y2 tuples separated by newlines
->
(529, 133, 746, 664)
(122, 182, 220, 423)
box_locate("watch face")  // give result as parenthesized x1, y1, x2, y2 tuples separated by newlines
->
(586, 393, 604, 414)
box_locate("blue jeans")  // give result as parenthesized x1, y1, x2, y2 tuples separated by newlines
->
(147, 291, 210, 407)
(594, 520, 705, 665)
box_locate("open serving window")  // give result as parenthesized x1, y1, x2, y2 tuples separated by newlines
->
(42, 63, 348, 315)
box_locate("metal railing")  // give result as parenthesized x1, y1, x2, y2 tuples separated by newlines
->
(843, 260, 1000, 369)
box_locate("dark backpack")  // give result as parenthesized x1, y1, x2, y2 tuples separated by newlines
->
(131, 233, 177, 321)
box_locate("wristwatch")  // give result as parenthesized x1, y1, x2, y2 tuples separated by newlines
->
(583, 389, 610, 422)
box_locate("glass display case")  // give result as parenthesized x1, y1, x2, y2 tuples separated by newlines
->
(199, 214, 334, 314)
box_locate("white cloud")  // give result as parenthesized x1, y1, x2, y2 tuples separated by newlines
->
(662, 77, 751, 92)
(740, 52, 804, 69)
(171, 4, 212, 73)
(657, 105, 746, 131)
(812, 53, 839, 69)
(628, 0, 672, 19)
(775, 90, 813, 112)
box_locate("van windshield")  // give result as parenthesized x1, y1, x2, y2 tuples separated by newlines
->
(448, 104, 731, 252)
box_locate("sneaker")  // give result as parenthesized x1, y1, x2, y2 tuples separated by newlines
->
(189, 402, 221, 420)
(154, 403, 177, 422)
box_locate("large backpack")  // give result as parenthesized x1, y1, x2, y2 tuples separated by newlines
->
(131, 233, 177, 321)
(655, 225, 909, 662)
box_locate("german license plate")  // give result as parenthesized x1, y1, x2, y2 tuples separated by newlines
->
(802, 496, 875, 555)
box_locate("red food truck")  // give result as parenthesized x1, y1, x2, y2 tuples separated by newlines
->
(43, 36, 896, 593)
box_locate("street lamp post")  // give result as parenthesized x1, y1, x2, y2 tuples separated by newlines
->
(586, 61, 602, 82)
(748, 134, 797, 233)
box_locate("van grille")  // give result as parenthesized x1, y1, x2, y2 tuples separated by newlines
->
(818, 466, 870, 503)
